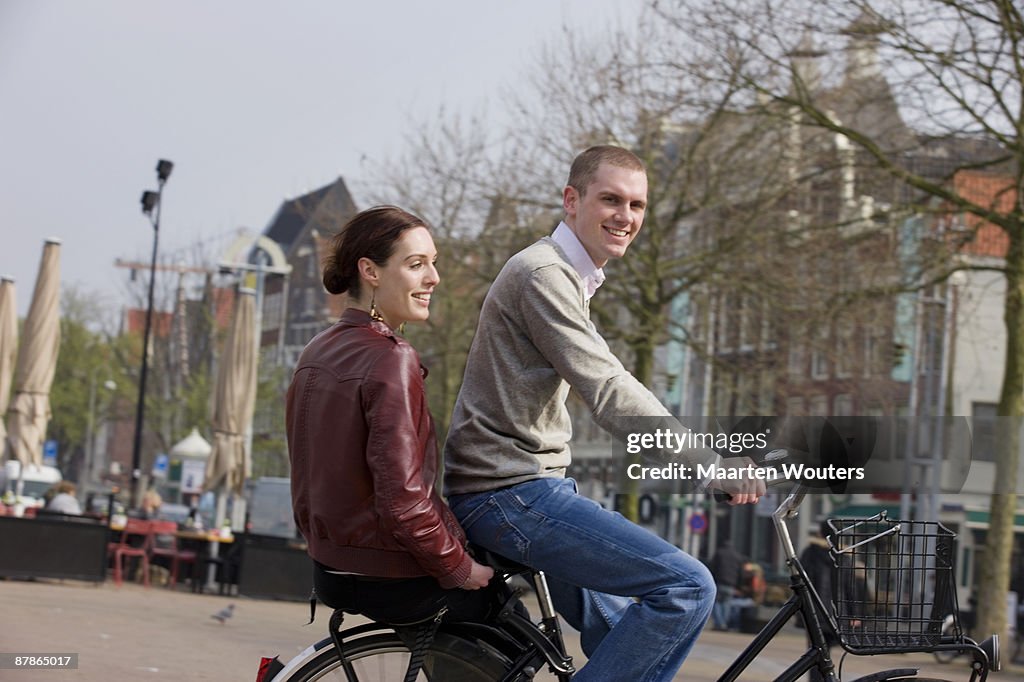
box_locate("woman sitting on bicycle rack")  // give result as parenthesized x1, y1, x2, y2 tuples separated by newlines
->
(285, 206, 497, 630)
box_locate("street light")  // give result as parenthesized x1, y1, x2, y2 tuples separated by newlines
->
(130, 158, 173, 509)
(85, 372, 116, 489)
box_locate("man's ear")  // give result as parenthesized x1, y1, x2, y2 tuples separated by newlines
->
(563, 185, 579, 217)
(357, 257, 379, 287)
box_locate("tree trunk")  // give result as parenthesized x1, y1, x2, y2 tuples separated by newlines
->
(620, 341, 657, 523)
(975, 228, 1024, 644)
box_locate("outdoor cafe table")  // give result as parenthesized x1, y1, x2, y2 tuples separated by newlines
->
(172, 528, 235, 592)
(107, 519, 235, 545)
(173, 528, 235, 544)
(107, 519, 235, 589)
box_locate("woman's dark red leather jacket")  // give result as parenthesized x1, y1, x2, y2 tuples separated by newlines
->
(286, 308, 472, 589)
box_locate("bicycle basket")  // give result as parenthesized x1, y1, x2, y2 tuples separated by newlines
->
(826, 513, 960, 654)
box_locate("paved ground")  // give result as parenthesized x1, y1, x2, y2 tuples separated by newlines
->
(2, 577, 1021, 681)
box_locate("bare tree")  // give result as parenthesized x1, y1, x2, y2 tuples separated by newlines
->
(655, 0, 1022, 643)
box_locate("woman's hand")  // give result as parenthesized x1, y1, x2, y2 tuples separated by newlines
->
(460, 560, 494, 590)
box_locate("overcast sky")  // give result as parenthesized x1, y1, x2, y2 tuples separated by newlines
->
(0, 0, 643, 317)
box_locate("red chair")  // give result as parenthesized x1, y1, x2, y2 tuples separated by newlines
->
(111, 518, 152, 586)
(149, 520, 197, 588)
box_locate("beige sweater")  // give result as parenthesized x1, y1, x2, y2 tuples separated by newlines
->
(444, 237, 715, 496)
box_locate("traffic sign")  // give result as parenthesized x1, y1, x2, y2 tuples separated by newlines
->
(43, 440, 58, 466)
(152, 453, 169, 478)
(688, 512, 708, 534)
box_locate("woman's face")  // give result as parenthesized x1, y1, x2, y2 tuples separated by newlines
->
(370, 226, 439, 329)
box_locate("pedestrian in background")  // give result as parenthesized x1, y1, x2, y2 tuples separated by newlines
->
(800, 520, 840, 682)
(708, 540, 747, 630)
(45, 480, 81, 515)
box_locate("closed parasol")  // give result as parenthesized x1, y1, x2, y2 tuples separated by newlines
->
(204, 288, 257, 496)
(0, 277, 17, 451)
(5, 240, 61, 468)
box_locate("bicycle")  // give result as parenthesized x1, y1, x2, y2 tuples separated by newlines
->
(257, 464, 999, 681)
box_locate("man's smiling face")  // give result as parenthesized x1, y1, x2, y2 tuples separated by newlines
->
(563, 162, 648, 267)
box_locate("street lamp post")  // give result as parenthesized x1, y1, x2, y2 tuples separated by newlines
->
(85, 371, 116, 490)
(130, 158, 173, 509)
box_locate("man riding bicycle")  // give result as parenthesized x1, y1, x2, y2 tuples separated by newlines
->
(444, 145, 764, 682)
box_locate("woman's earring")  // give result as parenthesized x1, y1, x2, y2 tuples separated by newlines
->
(369, 290, 384, 322)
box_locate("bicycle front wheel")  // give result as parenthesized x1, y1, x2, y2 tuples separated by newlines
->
(280, 631, 512, 681)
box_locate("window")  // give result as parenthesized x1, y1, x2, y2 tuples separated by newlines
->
(863, 334, 877, 377)
(864, 323, 889, 378)
(739, 296, 754, 351)
(718, 294, 735, 352)
(811, 349, 829, 380)
(262, 292, 282, 332)
(836, 320, 854, 378)
(788, 343, 805, 377)
(833, 394, 853, 416)
(811, 326, 829, 380)
(303, 288, 317, 316)
(760, 307, 776, 350)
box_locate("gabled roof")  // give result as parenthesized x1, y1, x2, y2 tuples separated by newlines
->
(262, 178, 358, 255)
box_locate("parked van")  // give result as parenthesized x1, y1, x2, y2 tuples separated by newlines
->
(1, 460, 63, 507)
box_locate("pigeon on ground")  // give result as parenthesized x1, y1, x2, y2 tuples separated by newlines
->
(211, 603, 235, 624)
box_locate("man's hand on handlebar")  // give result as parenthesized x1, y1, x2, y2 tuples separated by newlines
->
(707, 456, 767, 505)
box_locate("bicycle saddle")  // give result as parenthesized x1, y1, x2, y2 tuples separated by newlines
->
(469, 543, 532, 575)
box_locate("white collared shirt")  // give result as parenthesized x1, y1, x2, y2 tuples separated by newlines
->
(551, 222, 605, 301)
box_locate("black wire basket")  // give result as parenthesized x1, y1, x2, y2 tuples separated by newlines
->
(826, 513, 961, 654)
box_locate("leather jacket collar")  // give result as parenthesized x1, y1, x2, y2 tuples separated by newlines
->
(339, 307, 394, 337)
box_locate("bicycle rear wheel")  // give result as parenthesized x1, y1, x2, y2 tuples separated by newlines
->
(280, 631, 512, 681)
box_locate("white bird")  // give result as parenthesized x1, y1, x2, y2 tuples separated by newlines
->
(211, 603, 235, 624)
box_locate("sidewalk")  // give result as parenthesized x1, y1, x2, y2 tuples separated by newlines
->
(2, 577, 1020, 680)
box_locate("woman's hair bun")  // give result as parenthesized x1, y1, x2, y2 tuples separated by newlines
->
(321, 205, 429, 299)
(323, 266, 349, 295)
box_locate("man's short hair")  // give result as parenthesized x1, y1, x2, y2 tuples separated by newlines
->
(567, 145, 646, 196)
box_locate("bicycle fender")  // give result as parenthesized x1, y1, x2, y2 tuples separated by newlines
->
(845, 669, 919, 682)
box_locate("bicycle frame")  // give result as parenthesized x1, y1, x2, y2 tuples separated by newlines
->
(488, 568, 576, 681)
(718, 485, 841, 682)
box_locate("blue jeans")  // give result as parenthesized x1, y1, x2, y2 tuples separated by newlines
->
(448, 478, 715, 682)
